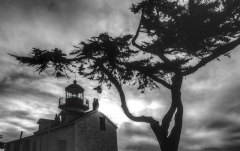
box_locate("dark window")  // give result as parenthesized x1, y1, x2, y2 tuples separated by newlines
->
(100, 117, 106, 131)
(58, 140, 67, 151)
(32, 140, 37, 151)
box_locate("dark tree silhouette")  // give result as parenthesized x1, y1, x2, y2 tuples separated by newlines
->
(10, 0, 240, 151)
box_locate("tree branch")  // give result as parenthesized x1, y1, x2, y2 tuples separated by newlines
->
(147, 74, 172, 89)
(131, 11, 161, 57)
(132, 12, 145, 51)
(161, 75, 182, 137)
(182, 37, 240, 76)
(131, 12, 178, 73)
(118, 61, 172, 89)
(167, 100, 183, 151)
(98, 63, 158, 124)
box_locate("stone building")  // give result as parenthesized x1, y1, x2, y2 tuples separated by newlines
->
(5, 80, 118, 151)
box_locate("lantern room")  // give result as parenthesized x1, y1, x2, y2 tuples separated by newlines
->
(58, 80, 89, 112)
(65, 80, 84, 99)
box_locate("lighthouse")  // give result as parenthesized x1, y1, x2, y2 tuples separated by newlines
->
(5, 80, 118, 151)
(58, 80, 89, 112)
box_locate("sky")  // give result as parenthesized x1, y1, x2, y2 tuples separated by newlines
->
(0, 0, 240, 151)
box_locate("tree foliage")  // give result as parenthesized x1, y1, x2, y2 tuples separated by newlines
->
(131, 0, 240, 74)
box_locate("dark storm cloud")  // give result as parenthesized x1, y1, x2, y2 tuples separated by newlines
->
(227, 126, 240, 134)
(2, 128, 22, 141)
(0, 64, 61, 142)
(0, 108, 35, 122)
(0, 71, 57, 99)
(203, 144, 240, 151)
(205, 118, 236, 130)
(226, 135, 240, 141)
(7, 121, 37, 132)
(213, 83, 240, 115)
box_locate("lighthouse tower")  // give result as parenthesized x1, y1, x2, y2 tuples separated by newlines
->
(58, 80, 89, 112)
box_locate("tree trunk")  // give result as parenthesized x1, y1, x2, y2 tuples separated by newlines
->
(150, 75, 183, 151)
(104, 65, 184, 151)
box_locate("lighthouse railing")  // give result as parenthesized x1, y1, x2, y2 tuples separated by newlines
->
(83, 98, 89, 107)
(59, 97, 89, 107)
(59, 97, 66, 105)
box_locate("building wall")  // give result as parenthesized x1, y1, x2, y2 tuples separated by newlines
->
(56, 126, 74, 151)
(40, 126, 74, 151)
(8, 142, 13, 151)
(66, 114, 79, 123)
(32, 137, 41, 151)
(6, 142, 14, 151)
(39, 122, 49, 131)
(5, 111, 117, 151)
(5, 126, 74, 151)
(75, 111, 118, 151)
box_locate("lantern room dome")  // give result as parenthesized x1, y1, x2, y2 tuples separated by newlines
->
(59, 80, 89, 112)
(65, 80, 84, 93)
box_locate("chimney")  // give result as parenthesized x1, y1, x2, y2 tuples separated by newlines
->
(93, 98, 99, 110)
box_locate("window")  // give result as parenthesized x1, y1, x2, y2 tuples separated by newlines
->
(100, 117, 106, 131)
(58, 140, 67, 151)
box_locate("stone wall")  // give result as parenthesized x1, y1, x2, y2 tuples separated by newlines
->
(75, 111, 118, 151)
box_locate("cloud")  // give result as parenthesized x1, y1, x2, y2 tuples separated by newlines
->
(117, 122, 159, 151)
(202, 144, 240, 151)
(178, 47, 240, 151)
(125, 142, 160, 151)
(121, 122, 155, 138)
(0, 0, 140, 56)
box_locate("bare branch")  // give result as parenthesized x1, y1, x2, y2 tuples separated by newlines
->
(182, 37, 240, 76)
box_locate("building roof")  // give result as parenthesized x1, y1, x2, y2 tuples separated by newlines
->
(37, 118, 55, 124)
